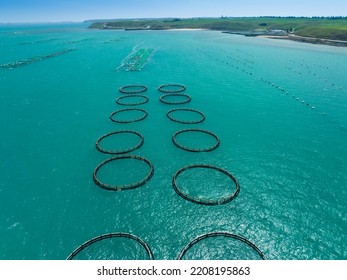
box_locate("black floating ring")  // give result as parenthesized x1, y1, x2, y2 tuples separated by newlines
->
(177, 232, 265, 260)
(172, 128, 220, 152)
(96, 130, 144, 155)
(116, 94, 149, 106)
(93, 155, 154, 191)
(119, 85, 147, 94)
(110, 108, 148, 123)
(67, 232, 154, 260)
(172, 164, 240, 205)
(160, 93, 191, 105)
(158, 84, 186, 93)
(167, 108, 205, 124)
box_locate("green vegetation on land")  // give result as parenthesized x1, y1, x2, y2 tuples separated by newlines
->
(89, 17, 347, 41)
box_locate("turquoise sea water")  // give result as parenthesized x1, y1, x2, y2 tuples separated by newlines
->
(0, 23, 346, 260)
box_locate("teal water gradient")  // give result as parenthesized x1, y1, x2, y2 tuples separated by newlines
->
(0, 23, 346, 260)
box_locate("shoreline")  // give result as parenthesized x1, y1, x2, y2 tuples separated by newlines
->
(166, 28, 208, 31)
(99, 26, 347, 48)
(89, 17, 347, 48)
(256, 34, 347, 48)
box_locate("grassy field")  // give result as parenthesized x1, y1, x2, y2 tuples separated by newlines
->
(89, 17, 347, 40)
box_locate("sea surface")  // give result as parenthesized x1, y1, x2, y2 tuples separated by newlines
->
(0, 23, 346, 260)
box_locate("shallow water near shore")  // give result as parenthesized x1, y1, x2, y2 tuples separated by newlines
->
(0, 23, 346, 260)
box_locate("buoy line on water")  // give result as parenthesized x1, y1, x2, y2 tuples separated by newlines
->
(172, 128, 220, 152)
(158, 84, 186, 93)
(177, 232, 265, 260)
(116, 94, 149, 106)
(172, 164, 240, 205)
(160, 93, 191, 105)
(110, 108, 148, 123)
(166, 108, 205, 124)
(119, 85, 147, 94)
(66, 232, 154, 260)
(93, 155, 154, 191)
(95, 130, 144, 155)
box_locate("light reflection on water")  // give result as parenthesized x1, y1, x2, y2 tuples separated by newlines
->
(0, 24, 346, 260)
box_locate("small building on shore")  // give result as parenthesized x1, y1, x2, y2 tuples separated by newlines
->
(268, 29, 287, 36)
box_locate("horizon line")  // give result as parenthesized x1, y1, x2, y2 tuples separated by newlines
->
(1, 15, 347, 24)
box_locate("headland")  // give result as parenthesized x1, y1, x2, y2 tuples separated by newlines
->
(88, 17, 347, 47)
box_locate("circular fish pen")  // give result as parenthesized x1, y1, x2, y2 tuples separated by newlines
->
(177, 232, 265, 260)
(110, 108, 148, 123)
(93, 155, 154, 191)
(160, 93, 191, 105)
(166, 108, 205, 124)
(172, 164, 240, 205)
(119, 85, 147, 94)
(66, 232, 154, 260)
(172, 128, 220, 152)
(158, 84, 186, 93)
(95, 130, 144, 155)
(116, 94, 149, 106)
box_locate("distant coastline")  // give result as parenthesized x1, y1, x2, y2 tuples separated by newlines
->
(88, 17, 347, 47)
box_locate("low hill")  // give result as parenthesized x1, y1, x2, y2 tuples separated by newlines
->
(89, 17, 347, 41)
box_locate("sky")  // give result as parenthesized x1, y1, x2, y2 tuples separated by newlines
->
(0, 0, 346, 23)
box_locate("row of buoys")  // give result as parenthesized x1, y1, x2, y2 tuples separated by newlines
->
(285, 65, 336, 86)
(65, 38, 93, 44)
(287, 59, 341, 89)
(259, 77, 319, 111)
(213, 47, 256, 66)
(0, 48, 76, 69)
(19, 38, 58, 45)
(67, 231, 265, 260)
(226, 55, 254, 69)
(290, 58, 329, 70)
(197, 48, 254, 76)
